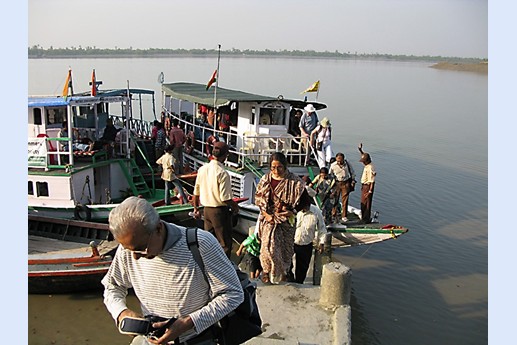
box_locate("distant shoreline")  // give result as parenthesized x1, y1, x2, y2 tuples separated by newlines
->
(27, 48, 485, 65)
(430, 61, 488, 74)
(27, 54, 485, 66)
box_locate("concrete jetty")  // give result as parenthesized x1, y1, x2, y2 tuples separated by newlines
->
(245, 262, 352, 345)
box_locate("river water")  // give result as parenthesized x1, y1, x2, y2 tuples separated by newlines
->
(28, 57, 487, 344)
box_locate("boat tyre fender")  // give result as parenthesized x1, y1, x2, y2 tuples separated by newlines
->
(74, 204, 92, 221)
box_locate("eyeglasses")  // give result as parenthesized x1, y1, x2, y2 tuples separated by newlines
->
(129, 231, 155, 259)
(270, 165, 285, 170)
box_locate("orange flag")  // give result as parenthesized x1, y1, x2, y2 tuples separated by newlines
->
(62, 68, 72, 97)
(91, 69, 97, 96)
(206, 69, 217, 90)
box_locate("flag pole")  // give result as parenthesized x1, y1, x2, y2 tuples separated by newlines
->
(213, 44, 221, 108)
(316, 81, 320, 101)
(213, 44, 221, 131)
(68, 66, 74, 96)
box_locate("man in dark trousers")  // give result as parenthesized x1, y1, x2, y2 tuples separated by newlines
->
(192, 142, 240, 257)
(358, 143, 376, 223)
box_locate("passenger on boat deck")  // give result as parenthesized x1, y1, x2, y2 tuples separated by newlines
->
(101, 118, 121, 142)
(156, 145, 188, 205)
(309, 167, 337, 225)
(150, 120, 159, 145)
(299, 104, 319, 165)
(101, 196, 243, 345)
(168, 119, 187, 174)
(329, 152, 356, 224)
(254, 152, 311, 284)
(310, 117, 334, 169)
(192, 141, 240, 258)
(154, 122, 167, 162)
(58, 121, 75, 150)
(91, 118, 122, 151)
(287, 192, 327, 284)
(358, 143, 376, 224)
(207, 108, 215, 127)
(288, 109, 303, 137)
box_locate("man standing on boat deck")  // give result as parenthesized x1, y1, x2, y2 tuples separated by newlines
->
(168, 119, 187, 174)
(299, 104, 319, 165)
(192, 142, 240, 258)
(101, 196, 243, 345)
(358, 143, 376, 224)
(329, 152, 356, 224)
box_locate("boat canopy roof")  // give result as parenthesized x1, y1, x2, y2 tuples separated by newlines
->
(28, 88, 155, 108)
(162, 82, 326, 110)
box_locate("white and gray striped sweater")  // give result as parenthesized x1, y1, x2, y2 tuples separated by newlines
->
(102, 222, 244, 341)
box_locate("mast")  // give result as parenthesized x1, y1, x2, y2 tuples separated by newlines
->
(213, 44, 221, 132)
(126, 80, 132, 159)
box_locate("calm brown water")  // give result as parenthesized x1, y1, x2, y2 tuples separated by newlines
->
(28, 57, 487, 344)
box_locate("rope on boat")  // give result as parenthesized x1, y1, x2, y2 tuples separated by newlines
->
(348, 244, 375, 269)
(80, 175, 93, 204)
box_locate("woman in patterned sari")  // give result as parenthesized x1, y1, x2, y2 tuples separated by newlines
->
(255, 152, 310, 284)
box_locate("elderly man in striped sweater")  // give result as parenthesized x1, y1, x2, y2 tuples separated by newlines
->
(102, 196, 243, 345)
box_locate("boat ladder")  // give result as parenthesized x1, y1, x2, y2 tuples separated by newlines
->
(241, 157, 264, 179)
(117, 158, 153, 198)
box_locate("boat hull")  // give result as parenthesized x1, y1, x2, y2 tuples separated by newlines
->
(28, 202, 195, 224)
(28, 261, 112, 294)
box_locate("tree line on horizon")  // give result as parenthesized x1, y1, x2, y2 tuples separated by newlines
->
(27, 45, 485, 63)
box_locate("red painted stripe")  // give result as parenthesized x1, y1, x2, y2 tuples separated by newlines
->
(73, 261, 112, 268)
(28, 256, 104, 265)
(28, 268, 108, 278)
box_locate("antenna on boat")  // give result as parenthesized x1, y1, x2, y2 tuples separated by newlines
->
(213, 44, 221, 131)
(125, 80, 132, 158)
(158, 72, 164, 120)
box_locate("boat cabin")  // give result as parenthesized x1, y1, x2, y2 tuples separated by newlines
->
(161, 82, 326, 168)
(28, 89, 157, 212)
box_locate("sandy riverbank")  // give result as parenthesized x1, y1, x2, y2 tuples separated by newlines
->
(430, 61, 488, 74)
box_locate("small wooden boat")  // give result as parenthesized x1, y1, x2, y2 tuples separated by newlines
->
(28, 215, 117, 294)
(330, 223, 409, 248)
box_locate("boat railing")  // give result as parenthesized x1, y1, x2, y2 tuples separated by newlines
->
(161, 109, 310, 169)
(28, 136, 76, 170)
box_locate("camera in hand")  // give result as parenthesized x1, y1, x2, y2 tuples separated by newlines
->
(147, 315, 177, 338)
(118, 315, 176, 337)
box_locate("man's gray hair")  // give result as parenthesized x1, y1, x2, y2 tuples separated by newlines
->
(108, 196, 160, 237)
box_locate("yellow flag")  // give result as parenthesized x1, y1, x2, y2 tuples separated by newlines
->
(62, 68, 72, 97)
(301, 80, 320, 94)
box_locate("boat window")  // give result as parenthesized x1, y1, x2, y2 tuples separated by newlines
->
(251, 107, 256, 125)
(46, 107, 67, 127)
(259, 107, 286, 126)
(36, 182, 49, 197)
(270, 108, 285, 125)
(33, 108, 42, 125)
(79, 103, 105, 116)
(28, 181, 34, 195)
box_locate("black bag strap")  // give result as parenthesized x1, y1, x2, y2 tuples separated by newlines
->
(186, 227, 210, 284)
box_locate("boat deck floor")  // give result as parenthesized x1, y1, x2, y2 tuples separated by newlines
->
(28, 235, 118, 259)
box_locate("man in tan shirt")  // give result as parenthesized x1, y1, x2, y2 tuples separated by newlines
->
(358, 143, 376, 224)
(192, 142, 239, 257)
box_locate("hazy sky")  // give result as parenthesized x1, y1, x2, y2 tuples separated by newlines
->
(28, 0, 487, 58)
